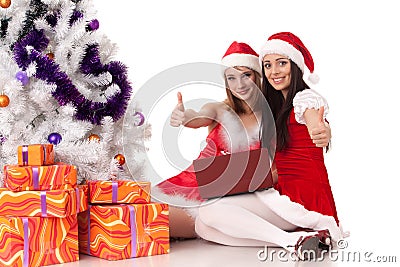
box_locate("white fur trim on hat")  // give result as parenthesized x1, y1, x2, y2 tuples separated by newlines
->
(222, 53, 261, 75)
(260, 39, 305, 73)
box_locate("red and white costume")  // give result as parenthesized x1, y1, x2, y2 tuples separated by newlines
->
(193, 89, 344, 249)
(152, 39, 346, 249)
(153, 91, 343, 244)
(155, 110, 260, 202)
(274, 89, 339, 223)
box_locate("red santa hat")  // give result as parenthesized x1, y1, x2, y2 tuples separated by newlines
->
(221, 41, 261, 75)
(259, 32, 319, 84)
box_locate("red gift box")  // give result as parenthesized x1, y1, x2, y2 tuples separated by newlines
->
(78, 203, 169, 260)
(0, 185, 88, 218)
(17, 144, 55, 166)
(3, 163, 77, 192)
(88, 180, 151, 204)
(0, 215, 79, 267)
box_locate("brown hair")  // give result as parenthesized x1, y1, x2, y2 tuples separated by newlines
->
(223, 67, 276, 156)
(224, 67, 263, 114)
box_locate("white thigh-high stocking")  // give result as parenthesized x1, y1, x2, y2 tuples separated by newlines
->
(196, 196, 317, 251)
(207, 192, 295, 230)
(255, 189, 342, 241)
(195, 217, 272, 247)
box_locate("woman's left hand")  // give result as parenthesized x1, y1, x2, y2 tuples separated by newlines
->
(310, 122, 331, 147)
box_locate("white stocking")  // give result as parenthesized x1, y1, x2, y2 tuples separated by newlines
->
(255, 189, 342, 241)
(196, 193, 317, 251)
(195, 216, 272, 247)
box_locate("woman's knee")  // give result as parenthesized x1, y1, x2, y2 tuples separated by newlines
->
(169, 206, 197, 238)
(197, 203, 224, 226)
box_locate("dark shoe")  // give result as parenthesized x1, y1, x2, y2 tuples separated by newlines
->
(317, 229, 332, 251)
(295, 235, 320, 260)
(294, 228, 332, 250)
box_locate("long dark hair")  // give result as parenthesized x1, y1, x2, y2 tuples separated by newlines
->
(262, 60, 309, 151)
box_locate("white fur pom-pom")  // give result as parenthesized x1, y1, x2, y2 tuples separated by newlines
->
(308, 73, 320, 84)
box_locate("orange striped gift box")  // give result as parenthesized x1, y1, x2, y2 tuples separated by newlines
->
(17, 144, 54, 166)
(0, 185, 88, 218)
(3, 163, 77, 192)
(88, 180, 151, 204)
(0, 215, 79, 267)
(78, 203, 169, 260)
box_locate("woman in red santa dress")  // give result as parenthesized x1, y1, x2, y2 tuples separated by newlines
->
(153, 40, 344, 258)
(259, 32, 339, 223)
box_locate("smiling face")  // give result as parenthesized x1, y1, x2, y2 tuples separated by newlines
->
(225, 66, 258, 102)
(262, 54, 291, 98)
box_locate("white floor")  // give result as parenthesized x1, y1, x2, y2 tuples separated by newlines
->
(56, 237, 377, 267)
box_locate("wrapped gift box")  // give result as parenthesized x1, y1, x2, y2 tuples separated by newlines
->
(88, 180, 151, 204)
(78, 203, 169, 260)
(0, 185, 88, 218)
(17, 144, 55, 166)
(3, 163, 77, 192)
(0, 215, 78, 267)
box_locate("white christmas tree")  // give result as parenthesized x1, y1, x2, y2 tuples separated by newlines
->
(0, 0, 150, 184)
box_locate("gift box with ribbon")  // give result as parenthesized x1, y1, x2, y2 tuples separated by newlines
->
(17, 144, 55, 166)
(0, 215, 79, 267)
(0, 185, 88, 218)
(3, 163, 77, 192)
(88, 180, 151, 204)
(78, 203, 169, 260)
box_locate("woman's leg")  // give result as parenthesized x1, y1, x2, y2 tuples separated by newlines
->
(255, 189, 342, 241)
(208, 192, 295, 230)
(195, 216, 273, 247)
(169, 206, 197, 238)
(196, 193, 317, 250)
(151, 185, 201, 238)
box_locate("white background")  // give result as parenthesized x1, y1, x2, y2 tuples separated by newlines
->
(95, 0, 400, 261)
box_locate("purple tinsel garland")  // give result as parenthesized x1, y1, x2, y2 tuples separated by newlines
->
(0, 135, 6, 144)
(13, 29, 132, 125)
(70, 11, 83, 26)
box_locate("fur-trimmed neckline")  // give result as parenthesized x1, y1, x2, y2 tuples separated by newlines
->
(218, 110, 260, 153)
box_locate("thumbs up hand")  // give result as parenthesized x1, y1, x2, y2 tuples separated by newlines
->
(177, 92, 184, 112)
(317, 106, 325, 125)
(310, 106, 331, 148)
(170, 92, 186, 127)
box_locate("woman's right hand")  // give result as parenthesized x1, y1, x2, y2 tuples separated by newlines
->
(170, 92, 217, 129)
(170, 92, 185, 127)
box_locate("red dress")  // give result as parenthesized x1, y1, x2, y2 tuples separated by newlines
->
(156, 122, 261, 202)
(274, 109, 339, 224)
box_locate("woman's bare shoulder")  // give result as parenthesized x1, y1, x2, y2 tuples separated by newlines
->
(202, 102, 226, 132)
(201, 101, 228, 112)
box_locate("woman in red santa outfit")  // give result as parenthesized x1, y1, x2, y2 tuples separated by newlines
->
(153, 40, 343, 258)
(259, 32, 339, 223)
